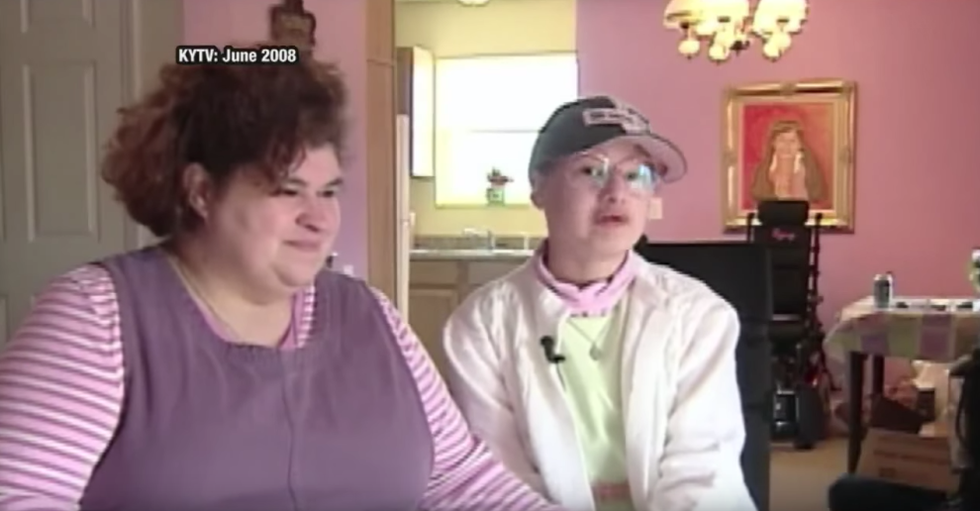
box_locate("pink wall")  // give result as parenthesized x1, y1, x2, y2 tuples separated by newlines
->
(182, 0, 369, 276)
(579, 0, 980, 322)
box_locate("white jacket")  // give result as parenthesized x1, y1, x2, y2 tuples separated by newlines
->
(441, 255, 756, 511)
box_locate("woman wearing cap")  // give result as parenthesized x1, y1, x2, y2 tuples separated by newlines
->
(0, 48, 563, 511)
(441, 96, 756, 511)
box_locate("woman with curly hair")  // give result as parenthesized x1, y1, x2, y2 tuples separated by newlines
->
(0, 47, 564, 511)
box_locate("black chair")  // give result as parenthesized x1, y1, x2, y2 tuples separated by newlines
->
(747, 200, 832, 450)
(951, 353, 980, 511)
(635, 241, 772, 511)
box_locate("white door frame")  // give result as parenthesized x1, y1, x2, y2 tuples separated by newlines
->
(365, 0, 403, 311)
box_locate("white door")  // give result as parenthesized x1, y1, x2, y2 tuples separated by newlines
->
(0, 0, 132, 345)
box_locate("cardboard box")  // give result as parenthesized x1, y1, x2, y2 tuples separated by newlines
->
(857, 397, 959, 492)
(858, 427, 958, 492)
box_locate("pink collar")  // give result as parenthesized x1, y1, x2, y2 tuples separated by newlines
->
(532, 242, 638, 316)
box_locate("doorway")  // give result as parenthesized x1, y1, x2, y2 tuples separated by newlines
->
(0, 0, 181, 345)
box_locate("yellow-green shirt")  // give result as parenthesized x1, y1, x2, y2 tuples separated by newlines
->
(557, 300, 634, 511)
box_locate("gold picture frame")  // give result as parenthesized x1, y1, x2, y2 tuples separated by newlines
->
(269, 0, 317, 55)
(721, 79, 856, 231)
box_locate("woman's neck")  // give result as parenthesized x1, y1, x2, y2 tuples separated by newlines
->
(533, 242, 638, 315)
(546, 251, 625, 285)
(163, 240, 295, 345)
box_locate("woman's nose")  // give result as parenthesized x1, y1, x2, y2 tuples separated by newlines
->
(599, 175, 629, 201)
(298, 196, 331, 231)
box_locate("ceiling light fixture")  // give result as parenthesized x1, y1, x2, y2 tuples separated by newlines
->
(664, 0, 808, 62)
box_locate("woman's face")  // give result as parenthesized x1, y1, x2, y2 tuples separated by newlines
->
(193, 145, 342, 295)
(532, 139, 658, 260)
(773, 129, 802, 158)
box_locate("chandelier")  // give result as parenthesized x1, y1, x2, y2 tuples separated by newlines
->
(663, 0, 808, 62)
(457, 0, 490, 5)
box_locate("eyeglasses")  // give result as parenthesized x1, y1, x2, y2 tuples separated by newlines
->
(568, 155, 661, 195)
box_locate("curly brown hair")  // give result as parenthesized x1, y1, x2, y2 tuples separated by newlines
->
(101, 44, 348, 238)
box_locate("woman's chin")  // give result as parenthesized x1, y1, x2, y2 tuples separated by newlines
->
(273, 264, 323, 291)
(590, 223, 642, 244)
(582, 236, 638, 259)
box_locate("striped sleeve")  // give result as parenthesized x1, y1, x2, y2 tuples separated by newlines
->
(0, 270, 564, 511)
(370, 290, 563, 511)
(0, 265, 124, 511)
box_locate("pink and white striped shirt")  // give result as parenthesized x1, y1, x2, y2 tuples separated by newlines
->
(0, 264, 561, 511)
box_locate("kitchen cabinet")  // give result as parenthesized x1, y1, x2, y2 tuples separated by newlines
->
(408, 255, 527, 376)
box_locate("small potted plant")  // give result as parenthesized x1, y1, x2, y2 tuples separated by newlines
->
(485, 167, 512, 206)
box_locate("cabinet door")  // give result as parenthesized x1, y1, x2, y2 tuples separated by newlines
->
(408, 286, 460, 377)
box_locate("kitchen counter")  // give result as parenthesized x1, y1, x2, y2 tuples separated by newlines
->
(410, 248, 534, 261)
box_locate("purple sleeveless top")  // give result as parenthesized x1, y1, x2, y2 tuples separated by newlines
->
(79, 249, 433, 511)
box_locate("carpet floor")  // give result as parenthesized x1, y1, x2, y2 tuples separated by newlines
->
(769, 438, 846, 511)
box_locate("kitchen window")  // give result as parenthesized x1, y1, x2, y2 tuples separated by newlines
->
(433, 53, 579, 206)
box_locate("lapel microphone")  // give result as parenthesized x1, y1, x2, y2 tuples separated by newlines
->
(539, 335, 565, 364)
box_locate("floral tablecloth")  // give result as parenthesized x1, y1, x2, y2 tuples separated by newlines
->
(824, 296, 980, 363)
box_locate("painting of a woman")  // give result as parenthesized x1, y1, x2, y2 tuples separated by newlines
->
(749, 119, 827, 204)
(722, 79, 856, 230)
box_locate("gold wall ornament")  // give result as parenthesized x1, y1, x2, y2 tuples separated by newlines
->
(664, 0, 808, 63)
(720, 79, 857, 232)
(270, 0, 316, 55)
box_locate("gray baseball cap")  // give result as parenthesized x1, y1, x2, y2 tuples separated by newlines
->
(528, 95, 688, 183)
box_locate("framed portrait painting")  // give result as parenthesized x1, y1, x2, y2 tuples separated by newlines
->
(269, 0, 316, 55)
(721, 79, 856, 231)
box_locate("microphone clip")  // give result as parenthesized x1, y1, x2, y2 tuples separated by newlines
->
(540, 335, 565, 364)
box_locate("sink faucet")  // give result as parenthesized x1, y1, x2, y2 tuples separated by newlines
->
(517, 232, 531, 250)
(462, 227, 495, 250)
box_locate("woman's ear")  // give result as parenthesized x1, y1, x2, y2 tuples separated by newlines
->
(531, 189, 543, 209)
(646, 197, 663, 220)
(181, 163, 214, 220)
(530, 173, 545, 210)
